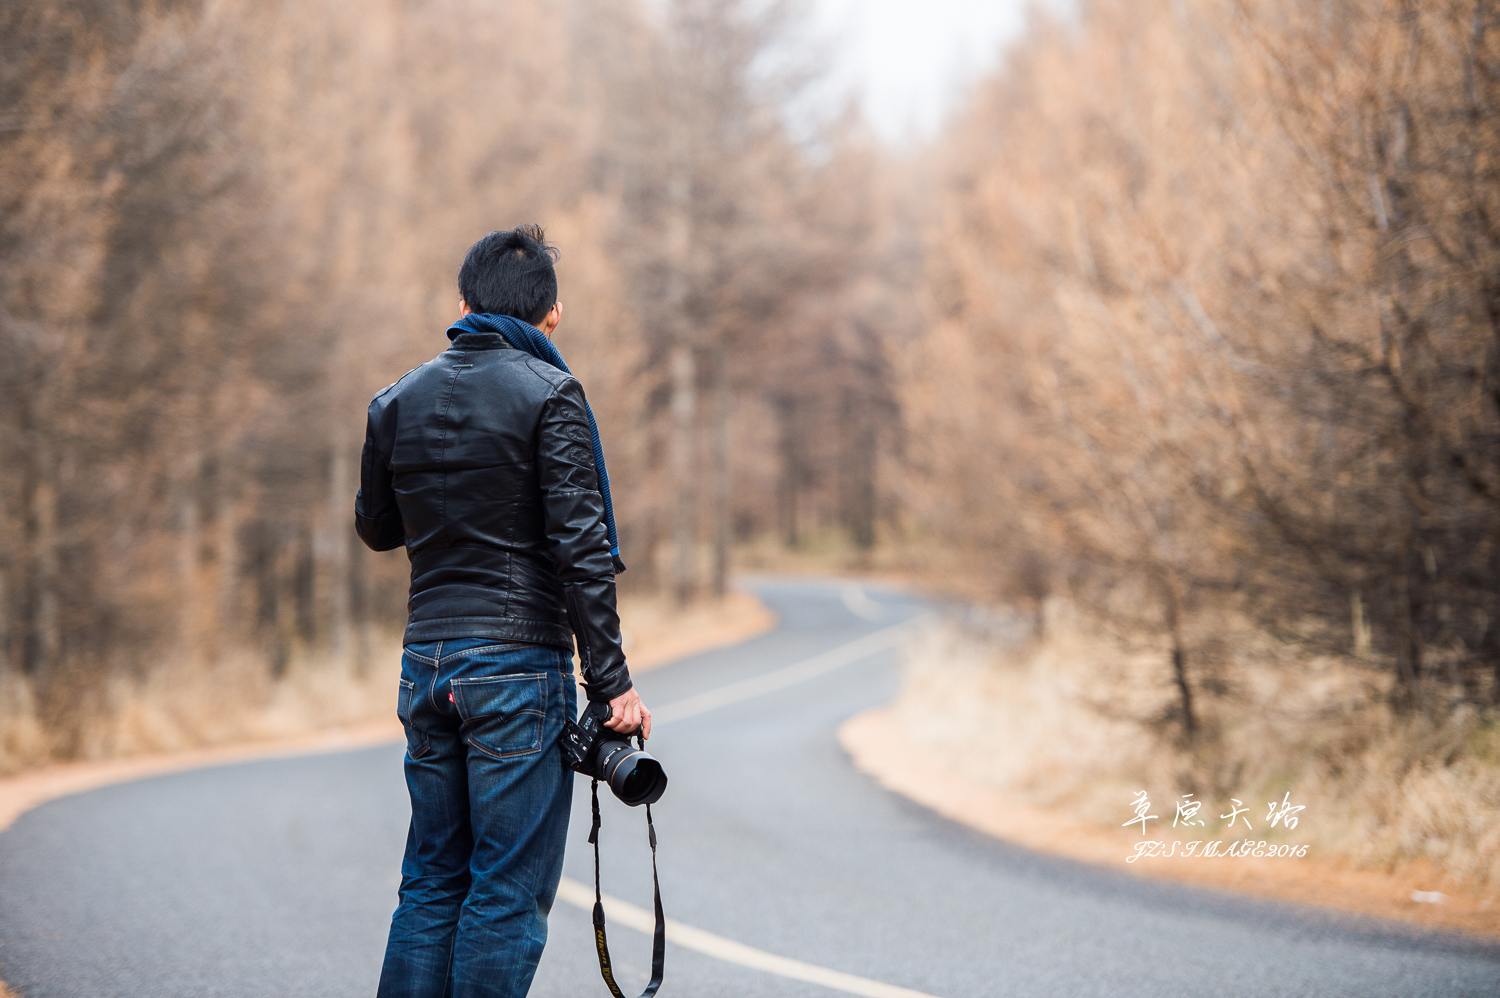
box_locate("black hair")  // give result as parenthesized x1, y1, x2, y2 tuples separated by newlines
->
(456, 224, 560, 325)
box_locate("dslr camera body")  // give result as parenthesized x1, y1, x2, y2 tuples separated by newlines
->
(561, 700, 667, 806)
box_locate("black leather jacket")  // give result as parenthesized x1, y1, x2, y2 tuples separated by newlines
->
(354, 326, 632, 702)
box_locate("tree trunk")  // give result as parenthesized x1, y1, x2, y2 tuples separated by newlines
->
(214, 484, 239, 658)
(176, 453, 203, 658)
(1350, 589, 1371, 657)
(777, 395, 799, 548)
(669, 343, 697, 604)
(709, 345, 730, 598)
(0, 563, 10, 677)
(253, 524, 289, 678)
(294, 526, 317, 647)
(348, 537, 370, 676)
(663, 61, 695, 605)
(327, 438, 352, 660)
(842, 388, 877, 552)
(1161, 575, 1196, 741)
(1392, 532, 1421, 711)
(25, 434, 59, 679)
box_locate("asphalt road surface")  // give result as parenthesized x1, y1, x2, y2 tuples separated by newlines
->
(1, 578, 1497, 997)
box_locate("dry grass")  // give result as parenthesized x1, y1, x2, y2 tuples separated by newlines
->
(891, 601, 1500, 892)
(0, 638, 404, 776)
(0, 590, 775, 777)
(843, 706, 1500, 938)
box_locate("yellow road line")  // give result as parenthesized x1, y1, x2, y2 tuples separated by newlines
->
(555, 877, 945, 998)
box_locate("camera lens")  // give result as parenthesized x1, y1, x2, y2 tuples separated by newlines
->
(598, 741, 667, 806)
(620, 763, 653, 799)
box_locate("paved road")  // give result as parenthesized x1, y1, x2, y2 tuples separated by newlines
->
(1, 578, 1496, 997)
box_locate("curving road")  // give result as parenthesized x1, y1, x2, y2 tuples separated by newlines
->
(0, 578, 1496, 997)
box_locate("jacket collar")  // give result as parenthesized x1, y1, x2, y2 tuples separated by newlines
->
(446, 329, 513, 351)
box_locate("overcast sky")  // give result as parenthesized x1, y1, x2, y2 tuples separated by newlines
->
(806, 0, 1057, 143)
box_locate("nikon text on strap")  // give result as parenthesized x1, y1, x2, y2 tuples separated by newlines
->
(588, 771, 665, 998)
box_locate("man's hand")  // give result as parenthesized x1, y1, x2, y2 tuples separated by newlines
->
(605, 688, 652, 740)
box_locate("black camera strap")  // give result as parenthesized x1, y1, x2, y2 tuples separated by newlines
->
(588, 774, 665, 998)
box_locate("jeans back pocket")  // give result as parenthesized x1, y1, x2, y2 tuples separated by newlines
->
(451, 673, 548, 760)
(396, 678, 431, 759)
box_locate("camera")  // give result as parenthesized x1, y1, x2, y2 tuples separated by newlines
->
(566, 701, 669, 996)
(561, 700, 667, 806)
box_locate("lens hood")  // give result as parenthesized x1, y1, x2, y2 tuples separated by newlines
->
(596, 739, 668, 806)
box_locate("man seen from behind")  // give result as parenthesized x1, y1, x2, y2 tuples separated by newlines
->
(355, 225, 649, 998)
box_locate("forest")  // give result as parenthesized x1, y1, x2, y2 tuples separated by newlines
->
(3, 0, 1498, 833)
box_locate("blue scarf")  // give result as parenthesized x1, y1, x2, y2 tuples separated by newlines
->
(448, 311, 625, 574)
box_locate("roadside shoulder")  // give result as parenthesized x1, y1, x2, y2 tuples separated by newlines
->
(840, 706, 1500, 943)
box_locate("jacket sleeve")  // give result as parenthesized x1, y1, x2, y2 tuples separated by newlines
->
(355, 403, 405, 552)
(537, 378, 632, 702)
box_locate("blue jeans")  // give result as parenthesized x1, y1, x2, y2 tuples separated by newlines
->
(377, 638, 577, 998)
